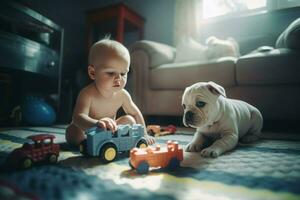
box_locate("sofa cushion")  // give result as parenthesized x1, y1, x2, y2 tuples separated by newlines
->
(149, 57, 236, 90)
(276, 18, 300, 50)
(236, 48, 300, 85)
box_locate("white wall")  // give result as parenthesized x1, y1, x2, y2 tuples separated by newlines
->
(84, 0, 175, 45)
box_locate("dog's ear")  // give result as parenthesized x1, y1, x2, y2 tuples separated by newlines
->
(207, 81, 226, 97)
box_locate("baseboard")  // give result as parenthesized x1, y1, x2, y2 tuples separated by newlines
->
(145, 115, 300, 133)
(262, 120, 300, 132)
(145, 115, 184, 126)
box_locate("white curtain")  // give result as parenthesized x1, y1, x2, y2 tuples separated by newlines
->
(174, 0, 202, 45)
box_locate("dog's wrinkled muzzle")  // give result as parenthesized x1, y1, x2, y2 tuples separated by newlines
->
(184, 111, 194, 127)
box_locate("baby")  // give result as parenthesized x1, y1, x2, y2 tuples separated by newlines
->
(66, 39, 155, 146)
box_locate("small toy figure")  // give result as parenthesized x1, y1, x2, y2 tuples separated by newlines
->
(147, 125, 177, 137)
(7, 134, 60, 169)
(79, 124, 148, 163)
(129, 140, 183, 174)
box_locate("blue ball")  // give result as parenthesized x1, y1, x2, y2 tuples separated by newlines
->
(23, 96, 56, 126)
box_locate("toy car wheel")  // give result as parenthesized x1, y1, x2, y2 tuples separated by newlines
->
(79, 139, 88, 157)
(167, 157, 180, 170)
(148, 130, 155, 137)
(128, 160, 134, 169)
(136, 161, 149, 174)
(48, 154, 58, 164)
(21, 157, 33, 169)
(100, 144, 117, 163)
(136, 140, 148, 148)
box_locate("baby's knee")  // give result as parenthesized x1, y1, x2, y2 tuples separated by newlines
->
(65, 124, 85, 146)
(117, 115, 136, 125)
(124, 115, 136, 124)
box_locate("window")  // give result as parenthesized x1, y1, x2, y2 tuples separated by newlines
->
(276, 0, 300, 9)
(203, 0, 267, 19)
(44, 138, 52, 145)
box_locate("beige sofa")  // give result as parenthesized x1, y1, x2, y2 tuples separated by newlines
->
(129, 20, 300, 120)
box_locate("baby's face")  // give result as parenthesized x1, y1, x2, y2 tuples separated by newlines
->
(93, 55, 129, 93)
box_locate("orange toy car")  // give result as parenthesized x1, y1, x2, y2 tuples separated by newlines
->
(129, 140, 183, 174)
(147, 125, 177, 137)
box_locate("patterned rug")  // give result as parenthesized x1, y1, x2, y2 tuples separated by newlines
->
(0, 125, 299, 200)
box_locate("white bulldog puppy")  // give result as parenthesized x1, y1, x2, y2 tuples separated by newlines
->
(182, 81, 263, 157)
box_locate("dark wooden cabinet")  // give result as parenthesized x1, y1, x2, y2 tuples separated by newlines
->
(86, 3, 145, 49)
(0, 1, 64, 126)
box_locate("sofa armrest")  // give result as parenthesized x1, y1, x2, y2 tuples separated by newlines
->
(129, 40, 176, 112)
(276, 18, 300, 50)
(130, 40, 176, 68)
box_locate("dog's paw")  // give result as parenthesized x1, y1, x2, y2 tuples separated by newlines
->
(185, 142, 203, 152)
(200, 147, 221, 158)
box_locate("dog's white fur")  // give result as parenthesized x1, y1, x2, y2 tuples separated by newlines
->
(205, 36, 240, 59)
(182, 81, 263, 157)
(174, 36, 240, 63)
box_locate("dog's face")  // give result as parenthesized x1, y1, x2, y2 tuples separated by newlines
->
(182, 81, 226, 128)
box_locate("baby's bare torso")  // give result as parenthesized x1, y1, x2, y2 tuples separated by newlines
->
(86, 84, 124, 120)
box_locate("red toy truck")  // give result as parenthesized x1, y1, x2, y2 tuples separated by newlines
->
(129, 140, 183, 174)
(7, 134, 60, 169)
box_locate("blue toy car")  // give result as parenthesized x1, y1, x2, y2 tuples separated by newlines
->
(79, 124, 148, 163)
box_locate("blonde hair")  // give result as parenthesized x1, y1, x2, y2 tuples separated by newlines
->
(88, 39, 130, 66)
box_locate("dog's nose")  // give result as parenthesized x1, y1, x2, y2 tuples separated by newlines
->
(185, 111, 194, 123)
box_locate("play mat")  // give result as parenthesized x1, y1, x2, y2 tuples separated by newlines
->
(0, 125, 299, 200)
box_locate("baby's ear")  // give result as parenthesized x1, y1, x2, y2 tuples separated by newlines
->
(88, 65, 96, 80)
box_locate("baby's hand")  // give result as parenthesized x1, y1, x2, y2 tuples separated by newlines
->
(97, 117, 117, 132)
(144, 134, 155, 145)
